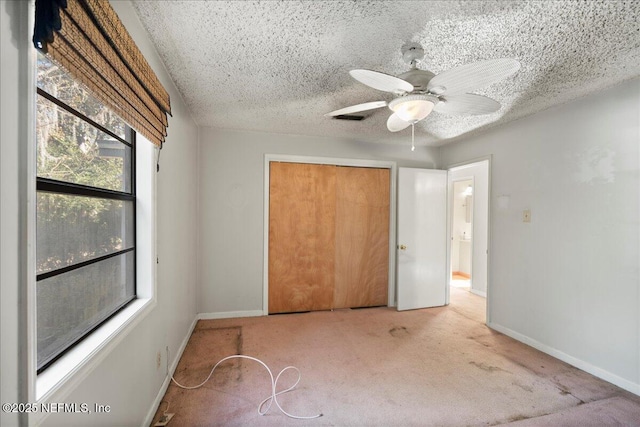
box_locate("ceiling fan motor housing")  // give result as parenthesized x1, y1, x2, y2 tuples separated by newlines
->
(397, 69, 436, 92)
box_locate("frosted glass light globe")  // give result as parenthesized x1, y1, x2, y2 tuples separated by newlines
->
(389, 95, 436, 123)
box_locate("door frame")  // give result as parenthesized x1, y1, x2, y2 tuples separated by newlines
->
(263, 154, 397, 315)
(445, 156, 492, 323)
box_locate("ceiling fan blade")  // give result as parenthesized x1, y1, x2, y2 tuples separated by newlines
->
(387, 113, 411, 132)
(350, 69, 414, 94)
(434, 93, 501, 116)
(427, 58, 520, 96)
(325, 101, 388, 117)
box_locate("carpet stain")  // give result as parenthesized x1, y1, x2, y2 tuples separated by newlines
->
(488, 414, 533, 426)
(555, 382, 572, 396)
(555, 383, 586, 404)
(389, 326, 409, 337)
(466, 334, 493, 347)
(469, 361, 508, 373)
(507, 414, 530, 422)
(513, 381, 534, 393)
(169, 324, 245, 396)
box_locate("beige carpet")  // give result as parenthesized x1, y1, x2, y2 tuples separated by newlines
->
(151, 288, 640, 426)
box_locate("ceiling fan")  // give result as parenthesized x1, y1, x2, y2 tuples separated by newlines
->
(326, 42, 520, 147)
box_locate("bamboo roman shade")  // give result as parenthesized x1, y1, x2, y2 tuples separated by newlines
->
(33, 0, 171, 146)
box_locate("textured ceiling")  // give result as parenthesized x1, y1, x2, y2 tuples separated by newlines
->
(131, 0, 640, 147)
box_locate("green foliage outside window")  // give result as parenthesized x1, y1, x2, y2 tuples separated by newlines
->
(36, 52, 136, 370)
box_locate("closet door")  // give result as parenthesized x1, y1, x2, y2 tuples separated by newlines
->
(268, 162, 336, 314)
(334, 166, 389, 308)
(268, 162, 390, 314)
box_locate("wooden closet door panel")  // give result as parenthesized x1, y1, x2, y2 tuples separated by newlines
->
(268, 163, 336, 313)
(334, 167, 390, 308)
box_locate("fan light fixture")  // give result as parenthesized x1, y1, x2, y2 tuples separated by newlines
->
(325, 43, 521, 153)
(389, 94, 437, 123)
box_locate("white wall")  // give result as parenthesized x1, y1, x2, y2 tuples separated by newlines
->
(440, 78, 640, 394)
(0, 1, 199, 425)
(1, 2, 30, 426)
(198, 129, 439, 315)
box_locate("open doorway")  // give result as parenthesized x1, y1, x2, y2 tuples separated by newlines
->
(447, 160, 490, 323)
(451, 179, 473, 291)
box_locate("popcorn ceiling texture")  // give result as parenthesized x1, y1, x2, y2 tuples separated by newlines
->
(131, 0, 640, 146)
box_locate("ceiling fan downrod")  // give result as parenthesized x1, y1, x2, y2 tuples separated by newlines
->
(411, 123, 415, 152)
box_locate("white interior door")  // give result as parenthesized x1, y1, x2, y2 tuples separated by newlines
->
(397, 168, 447, 311)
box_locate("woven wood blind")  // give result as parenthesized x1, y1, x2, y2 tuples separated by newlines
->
(33, 0, 171, 146)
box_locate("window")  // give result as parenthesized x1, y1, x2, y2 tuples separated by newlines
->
(36, 52, 136, 373)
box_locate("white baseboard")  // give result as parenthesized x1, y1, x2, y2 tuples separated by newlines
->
(487, 321, 640, 396)
(141, 316, 198, 427)
(470, 289, 487, 298)
(198, 310, 265, 320)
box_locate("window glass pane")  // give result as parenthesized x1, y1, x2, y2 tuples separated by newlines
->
(37, 193, 134, 274)
(36, 52, 127, 139)
(37, 94, 132, 192)
(37, 252, 135, 370)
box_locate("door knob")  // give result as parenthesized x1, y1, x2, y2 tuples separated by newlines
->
(399, 244, 407, 250)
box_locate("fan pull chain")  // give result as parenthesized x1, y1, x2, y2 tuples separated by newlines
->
(411, 123, 415, 151)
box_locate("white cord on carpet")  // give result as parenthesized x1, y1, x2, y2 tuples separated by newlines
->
(170, 354, 323, 420)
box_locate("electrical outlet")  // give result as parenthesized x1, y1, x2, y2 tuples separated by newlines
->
(154, 413, 174, 426)
(523, 209, 531, 223)
(156, 351, 162, 369)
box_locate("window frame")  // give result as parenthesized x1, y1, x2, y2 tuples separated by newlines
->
(35, 83, 138, 373)
(21, 3, 157, 422)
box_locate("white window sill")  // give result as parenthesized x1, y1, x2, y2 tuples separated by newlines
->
(35, 297, 155, 404)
